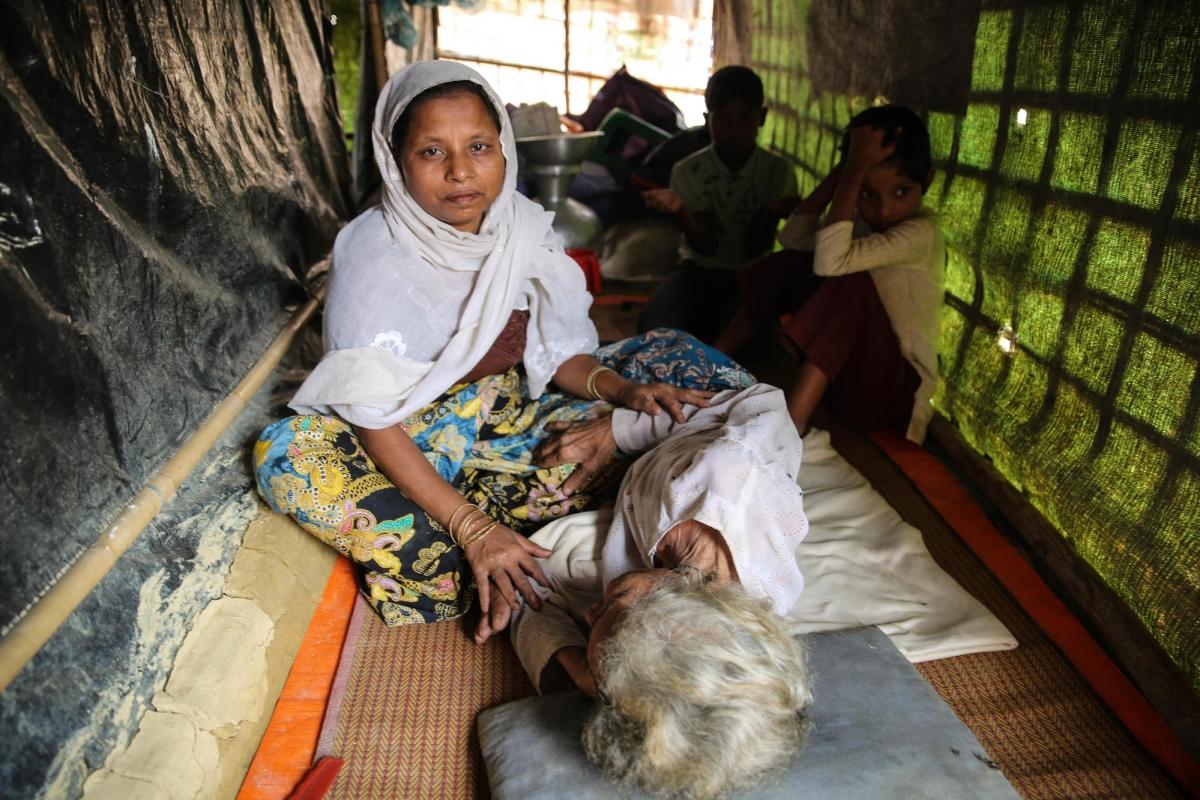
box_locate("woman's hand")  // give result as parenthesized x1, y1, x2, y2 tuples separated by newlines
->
(613, 381, 715, 423)
(473, 592, 517, 644)
(463, 523, 551, 616)
(550, 356, 714, 427)
(656, 520, 738, 586)
(846, 125, 898, 170)
(535, 417, 618, 496)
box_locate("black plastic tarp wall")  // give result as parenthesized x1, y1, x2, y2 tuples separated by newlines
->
(0, 0, 349, 794)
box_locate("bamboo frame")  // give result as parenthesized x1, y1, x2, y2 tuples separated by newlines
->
(0, 291, 323, 693)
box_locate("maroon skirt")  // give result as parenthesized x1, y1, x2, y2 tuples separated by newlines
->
(780, 271, 919, 430)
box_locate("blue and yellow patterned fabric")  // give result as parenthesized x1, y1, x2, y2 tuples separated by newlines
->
(253, 329, 753, 625)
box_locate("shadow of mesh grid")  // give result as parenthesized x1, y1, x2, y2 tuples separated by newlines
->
(748, 0, 1199, 688)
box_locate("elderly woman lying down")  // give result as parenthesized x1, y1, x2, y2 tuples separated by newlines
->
(483, 383, 814, 799)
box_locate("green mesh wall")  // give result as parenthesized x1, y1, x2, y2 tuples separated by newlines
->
(749, 0, 1200, 688)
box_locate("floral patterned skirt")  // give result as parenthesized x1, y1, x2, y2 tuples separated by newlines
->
(253, 329, 753, 626)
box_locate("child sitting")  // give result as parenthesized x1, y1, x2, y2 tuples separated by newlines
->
(637, 65, 798, 342)
(715, 105, 945, 444)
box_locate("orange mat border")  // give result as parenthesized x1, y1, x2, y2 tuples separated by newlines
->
(237, 556, 359, 800)
(868, 428, 1200, 795)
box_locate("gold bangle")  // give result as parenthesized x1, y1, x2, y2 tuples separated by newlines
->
(588, 364, 609, 398)
(586, 365, 616, 401)
(457, 509, 487, 541)
(459, 515, 489, 547)
(462, 520, 500, 549)
(446, 502, 477, 545)
(456, 510, 490, 547)
(451, 506, 487, 546)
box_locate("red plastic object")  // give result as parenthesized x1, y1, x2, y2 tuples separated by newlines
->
(566, 247, 603, 295)
(286, 757, 344, 800)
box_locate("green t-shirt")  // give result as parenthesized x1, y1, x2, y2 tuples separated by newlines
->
(670, 144, 798, 270)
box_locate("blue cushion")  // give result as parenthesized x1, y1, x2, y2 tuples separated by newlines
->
(477, 626, 1019, 799)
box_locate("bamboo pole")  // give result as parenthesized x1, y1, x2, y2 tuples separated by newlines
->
(563, 0, 571, 114)
(0, 291, 323, 694)
(365, 0, 389, 89)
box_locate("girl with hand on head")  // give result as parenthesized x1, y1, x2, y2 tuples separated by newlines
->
(254, 61, 746, 632)
(716, 105, 945, 445)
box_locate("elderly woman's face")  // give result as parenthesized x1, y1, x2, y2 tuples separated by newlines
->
(397, 93, 504, 234)
(584, 568, 670, 678)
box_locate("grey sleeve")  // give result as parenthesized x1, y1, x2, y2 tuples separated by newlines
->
(509, 589, 588, 695)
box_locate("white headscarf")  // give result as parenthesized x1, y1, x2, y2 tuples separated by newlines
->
(290, 61, 598, 428)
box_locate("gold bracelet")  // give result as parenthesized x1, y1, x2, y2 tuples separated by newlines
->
(446, 502, 477, 545)
(451, 506, 487, 546)
(457, 509, 492, 545)
(455, 509, 488, 543)
(461, 520, 500, 549)
(587, 365, 608, 400)
(458, 512, 492, 547)
(586, 365, 616, 401)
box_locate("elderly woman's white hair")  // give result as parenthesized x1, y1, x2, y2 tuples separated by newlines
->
(582, 569, 812, 799)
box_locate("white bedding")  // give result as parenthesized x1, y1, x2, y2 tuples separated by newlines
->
(785, 429, 1016, 662)
(530, 428, 1016, 664)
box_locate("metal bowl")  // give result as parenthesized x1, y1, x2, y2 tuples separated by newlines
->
(515, 131, 605, 166)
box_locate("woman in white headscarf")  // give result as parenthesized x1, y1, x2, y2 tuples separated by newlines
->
(254, 61, 753, 627)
